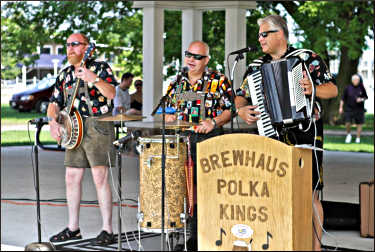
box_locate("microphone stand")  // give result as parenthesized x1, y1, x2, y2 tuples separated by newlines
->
(229, 53, 244, 132)
(25, 120, 55, 251)
(151, 71, 184, 251)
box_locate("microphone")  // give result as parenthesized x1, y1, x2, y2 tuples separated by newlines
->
(229, 47, 256, 55)
(29, 117, 51, 124)
(113, 130, 142, 146)
(181, 66, 189, 74)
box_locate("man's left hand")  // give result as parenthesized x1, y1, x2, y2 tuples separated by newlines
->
(300, 71, 313, 95)
(76, 66, 97, 83)
(195, 119, 214, 134)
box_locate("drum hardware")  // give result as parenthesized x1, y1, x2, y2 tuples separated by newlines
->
(98, 114, 145, 122)
(113, 129, 142, 251)
(115, 143, 123, 251)
(151, 66, 189, 251)
(180, 198, 188, 251)
(140, 135, 183, 169)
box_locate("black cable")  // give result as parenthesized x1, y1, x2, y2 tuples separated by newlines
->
(313, 217, 323, 247)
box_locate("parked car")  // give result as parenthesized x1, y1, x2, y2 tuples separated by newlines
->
(9, 76, 56, 113)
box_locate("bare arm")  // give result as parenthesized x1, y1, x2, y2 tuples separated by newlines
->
(300, 71, 338, 99)
(47, 102, 61, 142)
(195, 110, 231, 134)
(234, 96, 260, 125)
(316, 81, 338, 99)
(339, 100, 344, 114)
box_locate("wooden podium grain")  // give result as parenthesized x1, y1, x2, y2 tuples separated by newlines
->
(197, 133, 312, 251)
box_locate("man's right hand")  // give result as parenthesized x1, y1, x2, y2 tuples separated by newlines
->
(49, 119, 61, 142)
(238, 105, 260, 125)
(165, 114, 177, 123)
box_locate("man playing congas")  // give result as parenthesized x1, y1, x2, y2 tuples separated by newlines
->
(164, 40, 233, 250)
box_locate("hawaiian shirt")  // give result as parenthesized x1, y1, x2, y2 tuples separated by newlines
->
(50, 58, 118, 117)
(236, 45, 335, 112)
(166, 70, 233, 123)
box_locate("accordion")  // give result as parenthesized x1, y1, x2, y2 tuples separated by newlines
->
(246, 57, 313, 137)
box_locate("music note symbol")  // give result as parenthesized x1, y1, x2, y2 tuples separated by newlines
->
(215, 228, 226, 246)
(262, 231, 272, 250)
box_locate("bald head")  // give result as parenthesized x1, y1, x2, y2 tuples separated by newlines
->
(189, 41, 210, 57)
(67, 33, 89, 44)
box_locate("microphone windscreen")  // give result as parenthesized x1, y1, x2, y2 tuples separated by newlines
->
(182, 66, 190, 73)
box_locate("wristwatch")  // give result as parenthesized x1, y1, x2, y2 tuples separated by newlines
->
(93, 77, 100, 85)
(211, 118, 217, 129)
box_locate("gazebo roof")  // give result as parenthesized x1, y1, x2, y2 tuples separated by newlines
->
(17, 54, 66, 69)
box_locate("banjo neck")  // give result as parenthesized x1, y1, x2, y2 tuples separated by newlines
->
(65, 43, 96, 115)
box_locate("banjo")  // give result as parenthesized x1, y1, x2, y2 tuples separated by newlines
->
(57, 43, 96, 149)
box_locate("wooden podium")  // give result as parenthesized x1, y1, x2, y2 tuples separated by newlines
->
(197, 133, 312, 251)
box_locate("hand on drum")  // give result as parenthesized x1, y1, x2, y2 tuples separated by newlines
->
(195, 119, 214, 134)
(165, 114, 177, 123)
(238, 105, 260, 125)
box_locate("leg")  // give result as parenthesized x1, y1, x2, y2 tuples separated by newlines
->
(345, 122, 351, 134)
(313, 192, 323, 251)
(91, 166, 113, 233)
(65, 167, 85, 231)
(356, 124, 362, 139)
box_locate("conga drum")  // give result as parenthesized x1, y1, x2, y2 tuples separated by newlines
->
(138, 135, 187, 233)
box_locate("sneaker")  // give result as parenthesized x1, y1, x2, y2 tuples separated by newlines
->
(355, 137, 360, 143)
(345, 134, 352, 143)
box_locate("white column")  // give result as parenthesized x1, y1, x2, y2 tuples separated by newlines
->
(52, 59, 59, 77)
(182, 9, 203, 61)
(142, 6, 164, 121)
(22, 65, 27, 88)
(225, 8, 247, 90)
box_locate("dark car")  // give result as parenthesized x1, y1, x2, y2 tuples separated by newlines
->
(9, 76, 56, 113)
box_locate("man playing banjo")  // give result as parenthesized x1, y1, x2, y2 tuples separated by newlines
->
(47, 33, 119, 245)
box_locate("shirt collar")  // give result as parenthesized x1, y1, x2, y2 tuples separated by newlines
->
(262, 45, 295, 63)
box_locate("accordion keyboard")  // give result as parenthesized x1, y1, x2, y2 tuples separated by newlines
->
(247, 70, 278, 137)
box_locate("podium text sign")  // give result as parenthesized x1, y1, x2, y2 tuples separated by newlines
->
(197, 133, 312, 251)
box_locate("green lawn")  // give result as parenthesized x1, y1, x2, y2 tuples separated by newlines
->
(1, 103, 45, 125)
(324, 113, 374, 131)
(324, 135, 374, 153)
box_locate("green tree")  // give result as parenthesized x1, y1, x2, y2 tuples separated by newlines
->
(257, 1, 374, 124)
(1, 1, 143, 79)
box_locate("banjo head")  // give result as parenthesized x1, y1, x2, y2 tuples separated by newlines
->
(59, 110, 83, 149)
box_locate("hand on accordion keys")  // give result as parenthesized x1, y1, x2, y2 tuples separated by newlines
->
(238, 105, 261, 125)
(300, 70, 313, 95)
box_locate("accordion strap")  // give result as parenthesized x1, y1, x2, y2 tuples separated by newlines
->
(284, 48, 315, 58)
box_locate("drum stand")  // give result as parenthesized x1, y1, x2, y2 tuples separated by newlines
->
(115, 145, 123, 251)
(151, 69, 187, 251)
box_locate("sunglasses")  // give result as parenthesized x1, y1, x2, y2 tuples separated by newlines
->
(258, 30, 279, 39)
(66, 41, 87, 48)
(184, 51, 208, 60)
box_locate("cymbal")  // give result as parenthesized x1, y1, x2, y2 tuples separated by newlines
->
(164, 121, 199, 129)
(97, 114, 145, 122)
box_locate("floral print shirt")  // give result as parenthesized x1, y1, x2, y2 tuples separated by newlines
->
(166, 70, 233, 123)
(50, 58, 118, 117)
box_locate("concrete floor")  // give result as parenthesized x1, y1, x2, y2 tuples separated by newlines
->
(1, 145, 374, 251)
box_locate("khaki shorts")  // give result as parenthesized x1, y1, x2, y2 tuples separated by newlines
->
(64, 117, 116, 168)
